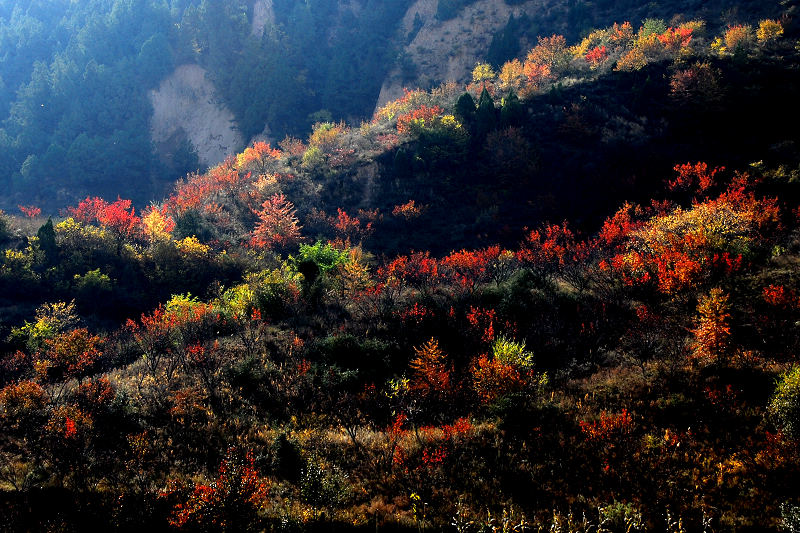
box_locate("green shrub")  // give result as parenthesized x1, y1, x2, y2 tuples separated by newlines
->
(599, 501, 644, 532)
(300, 456, 350, 511)
(769, 366, 800, 439)
(0, 210, 10, 243)
(492, 336, 534, 369)
(781, 503, 800, 533)
(249, 266, 302, 320)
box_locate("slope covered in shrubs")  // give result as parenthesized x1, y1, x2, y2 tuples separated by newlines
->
(0, 12, 800, 532)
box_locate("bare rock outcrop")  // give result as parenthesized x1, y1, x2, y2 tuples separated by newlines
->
(150, 64, 244, 168)
(251, 0, 275, 37)
(376, 0, 539, 112)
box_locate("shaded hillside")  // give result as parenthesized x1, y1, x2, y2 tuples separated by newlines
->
(264, 19, 800, 257)
(0, 0, 413, 212)
(3, 11, 797, 317)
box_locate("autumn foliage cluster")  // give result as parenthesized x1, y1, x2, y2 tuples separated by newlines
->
(2, 153, 799, 530)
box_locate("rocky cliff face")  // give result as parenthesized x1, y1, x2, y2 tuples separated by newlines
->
(148, 0, 528, 164)
(149, 0, 274, 169)
(251, 0, 275, 38)
(149, 64, 244, 169)
(147, 0, 552, 161)
(376, 0, 537, 110)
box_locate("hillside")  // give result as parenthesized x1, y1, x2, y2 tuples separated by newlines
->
(1, 8, 800, 531)
(0, 0, 791, 213)
(0, 0, 412, 212)
(377, 0, 784, 108)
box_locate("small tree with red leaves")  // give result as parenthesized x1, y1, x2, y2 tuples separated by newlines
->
(396, 105, 444, 135)
(657, 26, 694, 52)
(35, 328, 103, 398)
(392, 200, 424, 220)
(471, 355, 525, 404)
(579, 409, 635, 476)
(68, 196, 141, 253)
(18, 205, 41, 218)
(236, 141, 282, 174)
(163, 448, 269, 532)
(378, 251, 440, 297)
(596, 202, 648, 249)
(68, 196, 107, 224)
(311, 208, 375, 248)
(518, 221, 591, 290)
(250, 193, 302, 250)
(668, 161, 725, 197)
(99, 197, 141, 244)
(440, 249, 488, 294)
(585, 45, 609, 68)
(471, 337, 538, 404)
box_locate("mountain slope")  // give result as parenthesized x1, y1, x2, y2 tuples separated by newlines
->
(378, 0, 786, 108)
(0, 0, 789, 212)
(1, 8, 800, 532)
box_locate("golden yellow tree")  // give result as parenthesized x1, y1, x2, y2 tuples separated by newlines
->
(525, 34, 570, 75)
(141, 205, 175, 243)
(472, 62, 496, 84)
(756, 19, 783, 43)
(498, 59, 524, 91)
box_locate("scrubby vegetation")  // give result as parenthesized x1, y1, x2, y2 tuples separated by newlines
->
(2, 5, 800, 532)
